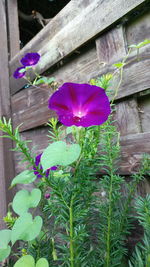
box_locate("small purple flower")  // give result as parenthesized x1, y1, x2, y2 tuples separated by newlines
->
(13, 67, 26, 79)
(45, 193, 50, 199)
(20, 53, 40, 66)
(48, 83, 111, 127)
(33, 153, 57, 178)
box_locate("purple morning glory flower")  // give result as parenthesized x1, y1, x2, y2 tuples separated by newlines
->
(33, 153, 57, 178)
(48, 83, 111, 127)
(13, 67, 26, 79)
(20, 53, 40, 66)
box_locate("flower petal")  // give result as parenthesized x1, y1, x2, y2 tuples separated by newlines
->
(33, 153, 57, 178)
(13, 67, 26, 79)
(48, 83, 111, 127)
(21, 53, 40, 66)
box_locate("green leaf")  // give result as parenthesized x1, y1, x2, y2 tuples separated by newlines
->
(36, 258, 49, 267)
(113, 62, 125, 68)
(129, 39, 150, 49)
(0, 229, 11, 249)
(136, 39, 150, 48)
(41, 141, 81, 171)
(11, 170, 37, 187)
(0, 247, 11, 262)
(33, 77, 55, 85)
(13, 255, 35, 267)
(13, 255, 49, 267)
(128, 44, 137, 48)
(12, 189, 41, 215)
(11, 213, 43, 245)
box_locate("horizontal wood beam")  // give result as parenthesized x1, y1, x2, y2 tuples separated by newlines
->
(9, 0, 146, 94)
(13, 130, 150, 175)
(11, 55, 150, 132)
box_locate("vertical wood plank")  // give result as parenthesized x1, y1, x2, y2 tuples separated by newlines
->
(0, 0, 15, 229)
(96, 26, 127, 67)
(114, 98, 141, 136)
(6, 0, 20, 59)
(138, 94, 150, 133)
(125, 11, 150, 47)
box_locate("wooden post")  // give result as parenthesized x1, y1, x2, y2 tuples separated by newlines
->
(6, 0, 20, 59)
(0, 0, 15, 229)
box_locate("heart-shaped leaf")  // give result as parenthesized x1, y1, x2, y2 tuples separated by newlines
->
(0, 247, 11, 262)
(36, 258, 49, 267)
(12, 189, 41, 215)
(11, 170, 36, 187)
(0, 229, 11, 249)
(11, 213, 43, 245)
(13, 255, 49, 267)
(41, 141, 81, 171)
(13, 255, 35, 267)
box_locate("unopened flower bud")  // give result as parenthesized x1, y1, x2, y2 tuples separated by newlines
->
(45, 193, 50, 199)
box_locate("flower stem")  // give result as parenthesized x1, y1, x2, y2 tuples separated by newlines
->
(105, 170, 113, 267)
(105, 131, 114, 267)
(69, 196, 74, 267)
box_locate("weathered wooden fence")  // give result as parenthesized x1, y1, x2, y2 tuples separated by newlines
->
(0, 0, 150, 227)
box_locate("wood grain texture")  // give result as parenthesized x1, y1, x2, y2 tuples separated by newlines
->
(11, 52, 150, 132)
(9, 0, 95, 94)
(116, 57, 150, 99)
(96, 26, 127, 66)
(11, 45, 99, 131)
(126, 11, 150, 46)
(9, 0, 146, 94)
(119, 132, 150, 174)
(6, 0, 20, 59)
(13, 127, 50, 174)
(138, 95, 150, 132)
(0, 0, 15, 228)
(113, 98, 141, 136)
(11, 85, 56, 131)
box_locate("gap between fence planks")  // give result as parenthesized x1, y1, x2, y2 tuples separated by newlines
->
(9, 0, 146, 94)
(0, 0, 15, 229)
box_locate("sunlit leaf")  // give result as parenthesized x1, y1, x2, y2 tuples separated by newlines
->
(11, 170, 36, 187)
(13, 255, 35, 267)
(113, 62, 125, 68)
(12, 189, 41, 215)
(0, 247, 11, 262)
(41, 141, 81, 171)
(36, 258, 49, 267)
(11, 213, 43, 245)
(0, 229, 11, 249)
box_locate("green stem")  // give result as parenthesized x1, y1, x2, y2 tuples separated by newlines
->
(111, 48, 132, 104)
(105, 170, 113, 267)
(69, 196, 74, 267)
(105, 131, 114, 267)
